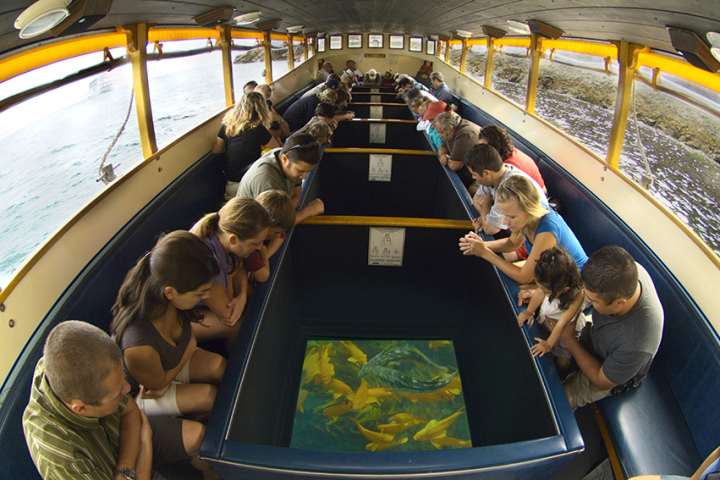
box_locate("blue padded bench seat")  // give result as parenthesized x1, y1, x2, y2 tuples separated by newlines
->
(0, 154, 226, 480)
(449, 90, 720, 479)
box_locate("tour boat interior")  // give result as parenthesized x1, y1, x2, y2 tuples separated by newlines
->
(1, 1, 720, 479)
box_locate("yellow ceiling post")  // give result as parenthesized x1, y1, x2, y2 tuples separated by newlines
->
(287, 33, 295, 71)
(460, 38, 468, 73)
(606, 41, 643, 169)
(485, 36, 496, 90)
(444, 40, 450, 63)
(436, 40, 442, 59)
(303, 36, 309, 61)
(262, 30, 273, 84)
(525, 34, 541, 114)
(120, 23, 157, 158)
(218, 25, 234, 108)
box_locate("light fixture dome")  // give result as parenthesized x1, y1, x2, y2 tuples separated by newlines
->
(507, 20, 531, 35)
(707, 31, 720, 62)
(14, 0, 71, 39)
(234, 11, 262, 26)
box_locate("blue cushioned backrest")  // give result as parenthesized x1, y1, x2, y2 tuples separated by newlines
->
(538, 159, 720, 459)
(0, 154, 226, 480)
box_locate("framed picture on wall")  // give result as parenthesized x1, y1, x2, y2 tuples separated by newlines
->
(427, 39, 436, 55)
(348, 34, 362, 48)
(317, 37, 326, 52)
(329, 35, 342, 50)
(409, 37, 423, 52)
(389, 35, 404, 49)
(368, 34, 383, 48)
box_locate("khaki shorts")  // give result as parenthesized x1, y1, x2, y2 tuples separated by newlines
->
(135, 351, 194, 417)
(563, 370, 612, 410)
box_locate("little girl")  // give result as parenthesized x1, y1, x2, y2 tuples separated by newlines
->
(190, 197, 273, 348)
(517, 246, 589, 371)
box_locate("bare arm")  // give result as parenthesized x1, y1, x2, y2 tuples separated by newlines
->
(474, 194, 501, 235)
(518, 288, 546, 326)
(265, 136, 282, 149)
(211, 137, 225, 154)
(560, 323, 617, 391)
(250, 245, 270, 283)
(116, 397, 141, 476)
(473, 231, 557, 284)
(124, 334, 197, 391)
(295, 198, 325, 225)
(291, 185, 302, 208)
(265, 236, 285, 258)
(545, 290, 585, 349)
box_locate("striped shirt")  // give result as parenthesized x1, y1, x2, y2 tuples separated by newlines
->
(23, 358, 128, 480)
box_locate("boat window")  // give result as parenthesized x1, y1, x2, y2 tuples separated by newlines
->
(465, 46, 720, 256)
(0, 53, 140, 288)
(231, 39, 294, 93)
(448, 43, 463, 70)
(146, 40, 226, 149)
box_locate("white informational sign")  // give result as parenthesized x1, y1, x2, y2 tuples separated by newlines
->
(369, 123, 386, 144)
(369, 154, 392, 182)
(368, 227, 405, 266)
(389, 54, 398, 65)
(371, 94, 381, 103)
(369, 105, 383, 119)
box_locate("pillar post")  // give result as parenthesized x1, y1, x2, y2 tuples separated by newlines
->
(444, 40, 450, 63)
(262, 30, 272, 84)
(485, 37, 496, 89)
(525, 34, 541, 114)
(460, 38, 468, 73)
(303, 36, 309, 61)
(121, 23, 157, 157)
(218, 25, 234, 107)
(606, 41, 643, 168)
(287, 33, 295, 71)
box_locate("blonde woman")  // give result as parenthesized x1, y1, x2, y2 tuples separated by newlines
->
(212, 91, 282, 199)
(459, 175, 588, 285)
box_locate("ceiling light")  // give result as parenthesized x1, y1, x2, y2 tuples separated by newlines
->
(14, 0, 71, 39)
(708, 31, 720, 61)
(287, 25, 303, 34)
(507, 20, 531, 35)
(455, 29, 473, 38)
(234, 11, 261, 26)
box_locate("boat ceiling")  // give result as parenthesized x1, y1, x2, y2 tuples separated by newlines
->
(2, 0, 720, 60)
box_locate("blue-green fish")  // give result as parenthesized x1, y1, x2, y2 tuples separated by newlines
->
(358, 345, 458, 393)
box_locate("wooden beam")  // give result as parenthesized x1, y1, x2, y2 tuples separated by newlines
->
(263, 30, 273, 84)
(122, 23, 157, 157)
(287, 33, 295, 71)
(303, 36, 309, 61)
(607, 41, 643, 168)
(485, 36, 495, 90)
(218, 25, 234, 107)
(301, 215, 473, 229)
(525, 34, 541, 114)
(460, 38, 468, 73)
(444, 40, 450, 63)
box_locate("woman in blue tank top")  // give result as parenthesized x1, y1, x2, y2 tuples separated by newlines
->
(459, 175, 588, 286)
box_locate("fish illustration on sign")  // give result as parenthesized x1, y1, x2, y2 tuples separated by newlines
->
(358, 345, 458, 393)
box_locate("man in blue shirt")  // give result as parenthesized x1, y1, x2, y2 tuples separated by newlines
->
(430, 72, 456, 107)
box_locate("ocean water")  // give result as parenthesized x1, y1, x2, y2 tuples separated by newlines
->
(291, 339, 470, 453)
(0, 58, 287, 288)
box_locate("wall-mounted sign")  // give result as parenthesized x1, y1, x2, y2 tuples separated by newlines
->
(369, 105, 383, 118)
(369, 227, 405, 266)
(369, 154, 392, 182)
(369, 123, 386, 144)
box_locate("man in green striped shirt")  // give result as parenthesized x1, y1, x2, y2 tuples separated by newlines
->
(23, 321, 153, 480)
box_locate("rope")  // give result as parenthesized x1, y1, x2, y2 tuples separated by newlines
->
(98, 87, 134, 182)
(631, 77, 654, 190)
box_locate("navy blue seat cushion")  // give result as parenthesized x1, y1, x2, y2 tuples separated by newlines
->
(597, 363, 701, 478)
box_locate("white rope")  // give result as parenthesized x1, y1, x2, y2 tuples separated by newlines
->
(97, 88, 134, 181)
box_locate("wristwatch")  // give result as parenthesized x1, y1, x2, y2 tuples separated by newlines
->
(114, 468, 136, 480)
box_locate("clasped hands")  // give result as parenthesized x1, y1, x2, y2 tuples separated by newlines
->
(458, 231, 490, 257)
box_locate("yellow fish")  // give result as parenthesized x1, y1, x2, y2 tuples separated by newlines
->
(413, 407, 466, 441)
(323, 400, 354, 421)
(444, 375, 463, 395)
(323, 378, 353, 399)
(347, 378, 378, 410)
(366, 437, 408, 452)
(429, 435, 472, 449)
(302, 347, 320, 384)
(296, 389, 308, 413)
(338, 340, 367, 365)
(429, 340, 452, 351)
(318, 343, 335, 384)
(350, 418, 395, 443)
(403, 392, 441, 403)
(377, 418, 423, 434)
(367, 387, 396, 401)
(392, 413, 425, 424)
